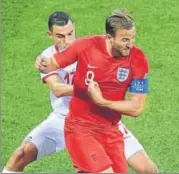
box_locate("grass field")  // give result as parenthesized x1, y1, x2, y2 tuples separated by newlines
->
(2, 0, 179, 172)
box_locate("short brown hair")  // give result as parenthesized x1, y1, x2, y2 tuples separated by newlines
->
(105, 8, 134, 37)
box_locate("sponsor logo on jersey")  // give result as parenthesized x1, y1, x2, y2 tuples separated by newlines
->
(117, 67, 129, 82)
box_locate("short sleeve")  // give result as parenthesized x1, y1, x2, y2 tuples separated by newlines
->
(129, 49, 149, 93)
(37, 46, 58, 83)
(132, 50, 149, 79)
(54, 37, 91, 68)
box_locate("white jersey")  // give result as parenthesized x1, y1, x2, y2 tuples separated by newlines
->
(38, 45, 77, 116)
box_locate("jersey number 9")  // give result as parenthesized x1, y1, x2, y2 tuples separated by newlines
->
(85, 70, 95, 86)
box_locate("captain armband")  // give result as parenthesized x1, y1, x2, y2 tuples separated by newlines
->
(129, 78, 148, 93)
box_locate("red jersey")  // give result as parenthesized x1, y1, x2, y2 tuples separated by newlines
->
(54, 35, 149, 124)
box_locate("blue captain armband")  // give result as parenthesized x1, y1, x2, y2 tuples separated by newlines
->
(129, 78, 148, 93)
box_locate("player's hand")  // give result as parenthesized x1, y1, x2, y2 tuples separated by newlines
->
(35, 55, 51, 73)
(88, 81, 105, 105)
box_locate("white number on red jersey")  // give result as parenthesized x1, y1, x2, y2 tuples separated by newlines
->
(85, 70, 95, 86)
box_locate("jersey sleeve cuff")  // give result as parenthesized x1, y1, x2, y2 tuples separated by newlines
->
(41, 72, 58, 83)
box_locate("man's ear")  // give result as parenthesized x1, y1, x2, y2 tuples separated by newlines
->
(47, 30, 53, 38)
(106, 34, 112, 40)
(106, 34, 113, 45)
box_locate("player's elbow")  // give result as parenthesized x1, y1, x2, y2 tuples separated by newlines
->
(131, 104, 144, 117)
(50, 86, 62, 97)
(130, 108, 143, 117)
(50, 83, 65, 97)
(130, 99, 145, 117)
(53, 88, 72, 97)
(53, 90, 64, 97)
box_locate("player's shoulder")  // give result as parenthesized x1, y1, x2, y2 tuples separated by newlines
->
(36, 45, 54, 61)
(75, 35, 105, 45)
(131, 46, 149, 66)
(69, 35, 103, 53)
(82, 35, 105, 44)
(132, 46, 147, 59)
(36, 45, 56, 61)
(42, 45, 55, 56)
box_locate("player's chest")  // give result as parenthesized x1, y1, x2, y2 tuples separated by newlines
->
(77, 50, 133, 87)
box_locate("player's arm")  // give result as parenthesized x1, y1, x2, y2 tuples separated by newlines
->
(98, 92, 147, 117)
(35, 47, 77, 74)
(104, 50, 149, 117)
(35, 55, 60, 73)
(88, 81, 147, 117)
(44, 74, 73, 97)
(35, 38, 86, 73)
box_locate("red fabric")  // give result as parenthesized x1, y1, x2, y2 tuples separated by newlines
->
(64, 114, 128, 173)
(54, 35, 149, 124)
(54, 35, 148, 172)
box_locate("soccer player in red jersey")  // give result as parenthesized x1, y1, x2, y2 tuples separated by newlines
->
(36, 9, 149, 173)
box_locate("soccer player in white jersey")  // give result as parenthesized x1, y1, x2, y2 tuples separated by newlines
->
(3, 11, 158, 173)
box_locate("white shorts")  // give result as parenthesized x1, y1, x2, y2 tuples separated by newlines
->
(24, 112, 65, 160)
(118, 122, 144, 160)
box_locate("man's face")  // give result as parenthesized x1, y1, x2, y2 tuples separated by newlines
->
(109, 26, 136, 58)
(48, 20, 75, 50)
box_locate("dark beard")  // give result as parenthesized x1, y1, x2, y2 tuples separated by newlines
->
(111, 47, 123, 59)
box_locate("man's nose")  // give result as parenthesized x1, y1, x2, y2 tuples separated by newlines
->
(126, 41, 133, 48)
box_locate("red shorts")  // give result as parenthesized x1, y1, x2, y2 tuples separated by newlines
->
(64, 117, 128, 173)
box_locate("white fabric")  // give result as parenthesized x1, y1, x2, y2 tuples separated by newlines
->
(24, 112, 65, 160)
(24, 116, 144, 160)
(24, 45, 77, 159)
(118, 122, 144, 160)
(2, 168, 22, 173)
(37, 45, 77, 116)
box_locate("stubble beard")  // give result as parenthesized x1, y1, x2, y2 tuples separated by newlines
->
(112, 46, 131, 59)
(111, 47, 124, 59)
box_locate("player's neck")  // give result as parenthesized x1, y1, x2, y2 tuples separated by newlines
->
(105, 39, 113, 57)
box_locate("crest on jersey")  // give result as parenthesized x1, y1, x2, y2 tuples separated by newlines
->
(117, 67, 129, 82)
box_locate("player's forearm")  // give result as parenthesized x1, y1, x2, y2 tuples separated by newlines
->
(51, 84, 73, 97)
(99, 99, 144, 117)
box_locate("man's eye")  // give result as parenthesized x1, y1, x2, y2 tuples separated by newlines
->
(122, 39, 128, 42)
(57, 35, 64, 38)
